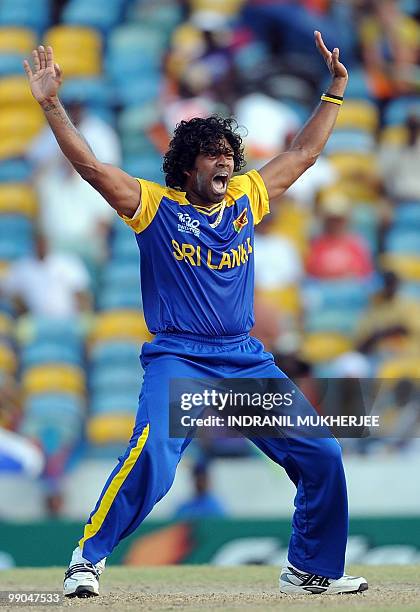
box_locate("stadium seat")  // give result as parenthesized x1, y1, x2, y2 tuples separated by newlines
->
(90, 366, 141, 396)
(303, 279, 371, 311)
(335, 100, 379, 133)
(22, 364, 86, 396)
(19, 317, 83, 347)
(270, 201, 310, 254)
(122, 154, 163, 183)
(325, 130, 375, 155)
(0, 342, 16, 374)
(91, 391, 139, 415)
(385, 229, 420, 255)
(0, 54, 26, 77)
(350, 205, 379, 254)
(0, 75, 38, 106)
(300, 332, 352, 363)
(328, 153, 378, 180)
(0, 26, 36, 54)
(62, 1, 122, 35)
(0, 108, 45, 159)
(0, 0, 50, 34)
(393, 203, 420, 230)
(0, 159, 33, 183)
(128, 1, 182, 35)
(0, 184, 37, 218)
(380, 125, 408, 147)
(60, 77, 113, 108)
(90, 310, 152, 344)
(98, 288, 142, 311)
(305, 309, 362, 335)
(0, 312, 13, 336)
(21, 393, 84, 453)
(377, 357, 420, 380)
(21, 342, 83, 368)
(379, 254, 420, 282)
(87, 414, 135, 444)
(257, 286, 301, 315)
(44, 26, 102, 77)
(91, 341, 141, 367)
(383, 97, 420, 126)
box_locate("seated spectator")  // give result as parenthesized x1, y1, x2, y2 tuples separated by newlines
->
(27, 100, 121, 266)
(174, 461, 227, 519)
(235, 92, 301, 163)
(379, 113, 420, 202)
(306, 193, 374, 279)
(355, 270, 420, 355)
(254, 213, 303, 290)
(0, 232, 92, 319)
(360, 0, 420, 99)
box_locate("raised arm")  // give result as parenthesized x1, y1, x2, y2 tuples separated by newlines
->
(259, 31, 348, 201)
(24, 46, 140, 218)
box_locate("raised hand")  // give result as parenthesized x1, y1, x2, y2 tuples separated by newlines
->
(23, 46, 63, 104)
(314, 31, 348, 81)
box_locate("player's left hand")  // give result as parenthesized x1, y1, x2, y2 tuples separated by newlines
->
(314, 30, 348, 81)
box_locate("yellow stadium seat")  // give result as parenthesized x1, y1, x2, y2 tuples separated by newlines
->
(377, 356, 420, 380)
(0, 313, 13, 337)
(301, 332, 352, 363)
(380, 254, 420, 282)
(270, 200, 310, 254)
(336, 100, 379, 133)
(380, 125, 408, 147)
(91, 310, 153, 344)
(0, 262, 10, 280)
(0, 27, 37, 54)
(0, 343, 17, 375)
(328, 153, 378, 180)
(44, 26, 101, 77)
(22, 364, 86, 395)
(257, 286, 301, 315)
(0, 108, 45, 159)
(0, 76, 36, 107)
(87, 414, 135, 444)
(320, 181, 380, 206)
(0, 184, 38, 218)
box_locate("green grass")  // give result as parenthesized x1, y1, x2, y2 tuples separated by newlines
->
(1, 566, 419, 612)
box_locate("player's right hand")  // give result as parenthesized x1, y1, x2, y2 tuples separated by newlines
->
(23, 46, 63, 104)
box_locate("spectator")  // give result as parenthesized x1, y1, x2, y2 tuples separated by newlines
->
(174, 461, 227, 519)
(379, 113, 420, 202)
(360, 0, 420, 100)
(306, 193, 374, 279)
(27, 100, 121, 266)
(0, 232, 92, 319)
(355, 270, 420, 355)
(254, 213, 303, 290)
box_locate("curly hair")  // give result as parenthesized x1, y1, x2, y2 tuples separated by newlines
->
(163, 116, 246, 189)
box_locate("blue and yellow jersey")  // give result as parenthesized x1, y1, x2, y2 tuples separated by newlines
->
(119, 169, 269, 336)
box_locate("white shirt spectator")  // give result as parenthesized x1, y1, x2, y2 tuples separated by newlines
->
(286, 156, 337, 208)
(254, 234, 303, 289)
(235, 93, 301, 160)
(28, 112, 121, 262)
(0, 253, 90, 318)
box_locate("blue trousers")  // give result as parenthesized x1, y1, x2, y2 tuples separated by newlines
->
(79, 333, 348, 578)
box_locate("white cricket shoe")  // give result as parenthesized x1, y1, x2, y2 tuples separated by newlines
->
(63, 546, 106, 598)
(279, 563, 368, 595)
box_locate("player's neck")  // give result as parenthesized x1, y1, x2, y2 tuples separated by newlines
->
(185, 188, 224, 208)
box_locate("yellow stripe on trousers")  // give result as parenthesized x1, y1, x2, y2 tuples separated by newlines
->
(79, 423, 150, 549)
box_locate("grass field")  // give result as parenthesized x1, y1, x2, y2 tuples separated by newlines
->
(1, 566, 419, 612)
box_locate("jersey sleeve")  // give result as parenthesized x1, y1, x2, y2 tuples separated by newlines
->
(228, 169, 270, 225)
(118, 179, 166, 233)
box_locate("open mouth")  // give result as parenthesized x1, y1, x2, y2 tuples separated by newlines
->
(212, 172, 229, 193)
